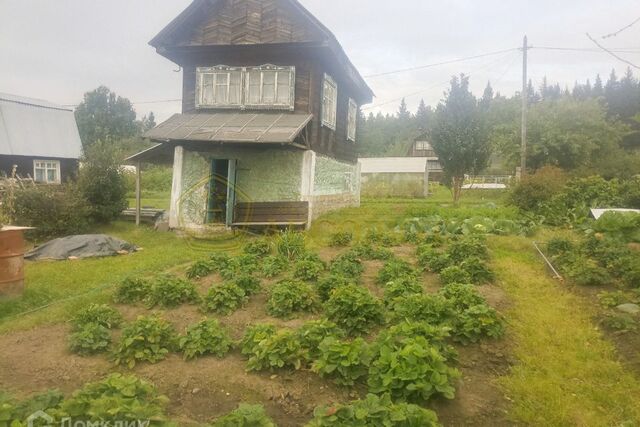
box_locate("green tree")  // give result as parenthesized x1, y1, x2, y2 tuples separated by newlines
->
(398, 98, 411, 122)
(75, 86, 138, 148)
(430, 74, 491, 203)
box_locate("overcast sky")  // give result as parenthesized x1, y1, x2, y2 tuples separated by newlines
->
(1, 0, 639, 122)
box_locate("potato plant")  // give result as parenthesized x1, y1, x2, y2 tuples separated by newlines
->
(329, 252, 364, 280)
(233, 274, 262, 296)
(382, 277, 424, 307)
(439, 266, 472, 285)
(202, 283, 247, 315)
(267, 280, 318, 318)
(179, 319, 233, 360)
(72, 303, 123, 330)
(293, 258, 325, 281)
(260, 255, 289, 278)
(113, 316, 177, 368)
(350, 243, 394, 261)
(296, 320, 344, 359)
(240, 324, 277, 356)
(186, 260, 215, 279)
(376, 259, 418, 285)
(324, 285, 384, 335)
(328, 231, 353, 247)
(316, 274, 354, 302)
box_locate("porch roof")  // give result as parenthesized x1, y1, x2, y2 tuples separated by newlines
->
(144, 112, 313, 144)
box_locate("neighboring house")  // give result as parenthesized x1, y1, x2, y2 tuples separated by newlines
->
(128, 0, 373, 230)
(407, 133, 437, 158)
(0, 93, 82, 183)
(359, 157, 443, 198)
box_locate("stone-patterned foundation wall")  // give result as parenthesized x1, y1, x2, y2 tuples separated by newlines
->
(310, 154, 360, 220)
(179, 147, 304, 227)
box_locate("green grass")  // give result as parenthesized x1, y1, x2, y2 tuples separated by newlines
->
(491, 235, 640, 426)
(126, 190, 170, 210)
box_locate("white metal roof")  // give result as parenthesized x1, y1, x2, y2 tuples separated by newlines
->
(359, 157, 441, 174)
(0, 93, 83, 159)
(590, 208, 640, 219)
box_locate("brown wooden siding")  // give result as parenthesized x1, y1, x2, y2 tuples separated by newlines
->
(0, 155, 79, 183)
(233, 201, 308, 224)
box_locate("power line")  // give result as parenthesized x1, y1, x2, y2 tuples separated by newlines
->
(602, 16, 640, 39)
(586, 33, 639, 69)
(61, 98, 182, 108)
(363, 47, 519, 78)
(532, 46, 640, 53)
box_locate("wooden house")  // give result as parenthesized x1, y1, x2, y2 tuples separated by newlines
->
(0, 93, 82, 183)
(129, 0, 373, 230)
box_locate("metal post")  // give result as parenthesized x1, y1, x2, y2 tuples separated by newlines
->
(520, 35, 529, 177)
(135, 161, 141, 226)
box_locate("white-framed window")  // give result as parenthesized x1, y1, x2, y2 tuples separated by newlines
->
(415, 141, 432, 151)
(33, 160, 61, 184)
(196, 66, 243, 108)
(322, 73, 338, 130)
(195, 65, 295, 110)
(245, 65, 295, 109)
(347, 98, 357, 142)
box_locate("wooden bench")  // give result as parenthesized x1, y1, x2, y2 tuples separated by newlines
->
(232, 201, 309, 227)
(120, 208, 165, 224)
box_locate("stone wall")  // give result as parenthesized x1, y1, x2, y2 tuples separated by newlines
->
(310, 154, 360, 220)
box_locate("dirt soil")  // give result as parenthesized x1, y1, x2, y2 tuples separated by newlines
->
(0, 244, 515, 426)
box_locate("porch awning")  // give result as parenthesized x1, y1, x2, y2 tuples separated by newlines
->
(144, 112, 313, 144)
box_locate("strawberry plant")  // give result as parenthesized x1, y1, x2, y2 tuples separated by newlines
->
(368, 335, 460, 402)
(267, 280, 318, 318)
(450, 304, 504, 344)
(382, 321, 457, 362)
(276, 230, 306, 259)
(388, 294, 453, 326)
(439, 283, 485, 311)
(245, 329, 307, 371)
(296, 320, 344, 359)
(459, 257, 495, 284)
(113, 316, 177, 368)
(113, 277, 152, 304)
(186, 260, 214, 279)
(307, 393, 440, 426)
(145, 275, 201, 308)
(350, 243, 394, 261)
(210, 252, 233, 272)
(202, 283, 247, 315)
(328, 231, 353, 247)
(439, 266, 471, 285)
(261, 255, 289, 278)
(233, 274, 262, 296)
(179, 319, 233, 360)
(213, 404, 277, 427)
(329, 252, 364, 280)
(243, 239, 272, 257)
(376, 259, 418, 285)
(317, 274, 355, 302)
(219, 255, 260, 280)
(448, 237, 489, 263)
(311, 337, 372, 386)
(325, 285, 384, 335)
(72, 303, 122, 330)
(294, 258, 325, 281)
(364, 228, 401, 247)
(382, 277, 423, 307)
(68, 323, 112, 355)
(240, 324, 277, 356)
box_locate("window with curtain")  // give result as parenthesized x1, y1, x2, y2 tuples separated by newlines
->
(196, 66, 243, 108)
(33, 160, 60, 184)
(322, 74, 338, 130)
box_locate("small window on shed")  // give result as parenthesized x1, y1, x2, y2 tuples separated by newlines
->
(196, 66, 243, 108)
(347, 98, 357, 142)
(322, 74, 338, 130)
(33, 160, 61, 184)
(245, 65, 295, 110)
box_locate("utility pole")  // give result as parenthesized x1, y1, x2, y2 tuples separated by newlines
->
(520, 35, 529, 177)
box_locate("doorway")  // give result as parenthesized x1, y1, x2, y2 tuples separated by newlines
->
(207, 159, 232, 224)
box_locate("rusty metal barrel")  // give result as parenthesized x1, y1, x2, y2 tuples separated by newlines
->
(0, 226, 31, 296)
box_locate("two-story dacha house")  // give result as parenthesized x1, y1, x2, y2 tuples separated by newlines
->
(129, 0, 373, 230)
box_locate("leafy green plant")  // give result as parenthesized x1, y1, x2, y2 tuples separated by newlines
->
(329, 252, 364, 280)
(186, 260, 214, 279)
(179, 319, 233, 360)
(69, 323, 112, 355)
(376, 259, 418, 285)
(325, 285, 384, 335)
(597, 291, 628, 308)
(233, 274, 262, 296)
(329, 231, 354, 247)
(213, 404, 277, 427)
(296, 320, 344, 360)
(368, 335, 460, 401)
(565, 257, 612, 286)
(459, 257, 495, 285)
(546, 238, 574, 257)
(601, 313, 637, 331)
(317, 274, 355, 302)
(145, 275, 201, 308)
(364, 228, 401, 247)
(267, 280, 317, 318)
(113, 316, 177, 368)
(240, 324, 277, 356)
(246, 329, 307, 371)
(276, 230, 306, 259)
(381, 321, 457, 363)
(306, 393, 440, 426)
(294, 259, 325, 281)
(439, 266, 472, 285)
(210, 252, 233, 272)
(261, 255, 289, 278)
(439, 283, 485, 310)
(72, 303, 122, 330)
(450, 304, 505, 344)
(113, 277, 152, 304)
(382, 277, 423, 307)
(350, 243, 394, 261)
(447, 237, 489, 263)
(311, 337, 372, 386)
(388, 294, 453, 326)
(243, 239, 272, 257)
(202, 283, 247, 315)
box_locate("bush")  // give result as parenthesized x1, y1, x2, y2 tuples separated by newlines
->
(243, 239, 272, 257)
(179, 319, 233, 360)
(294, 259, 325, 281)
(145, 275, 201, 308)
(276, 230, 306, 259)
(213, 404, 277, 427)
(240, 324, 277, 356)
(368, 335, 460, 401)
(439, 266, 471, 285)
(261, 255, 289, 278)
(307, 393, 440, 426)
(312, 337, 372, 386)
(601, 313, 637, 331)
(329, 231, 353, 247)
(296, 320, 344, 360)
(509, 166, 568, 211)
(564, 257, 611, 286)
(376, 259, 418, 285)
(329, 252, 364, 280)
(78, 141, 128, 223)
(69, 323, 112, 355)
(113, 316, 177, 368)
(597, 291, 628, 308)
(546, 238, 574, 257)
(202, 283, 247, 315)
(72, 303, 123, 330)
(113, 277, 152, 304)
(10, 184, 90, 240)
(325, 285, 384, 335)
(267, 280, 318, 318)
(245, 329, 307, 371)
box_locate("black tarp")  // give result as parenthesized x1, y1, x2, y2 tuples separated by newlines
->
(25, 234, 137, 260)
